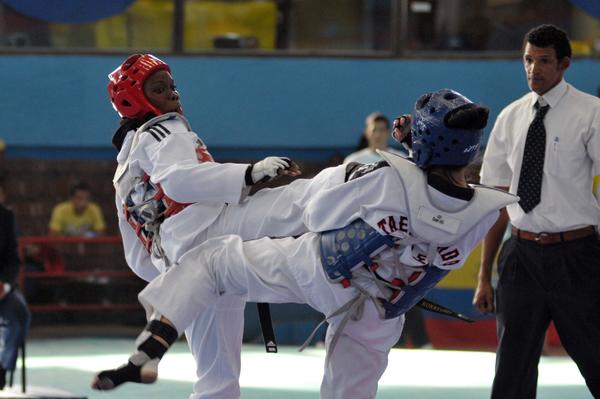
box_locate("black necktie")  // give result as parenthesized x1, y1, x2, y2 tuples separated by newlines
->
(516, 102, 550, 213)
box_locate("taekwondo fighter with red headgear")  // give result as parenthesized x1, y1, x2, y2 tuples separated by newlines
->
(94, 88, 519, 398)
(100, 54, 350, 398)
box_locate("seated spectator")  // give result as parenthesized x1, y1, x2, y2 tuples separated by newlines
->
(0, 202, 30, 390)
(49, 182, 106, 237)
(343, 112, 405, 164)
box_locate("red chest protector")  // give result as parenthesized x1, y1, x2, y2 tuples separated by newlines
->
(123, 174, 191, 253)
(121, 115, 215, 253)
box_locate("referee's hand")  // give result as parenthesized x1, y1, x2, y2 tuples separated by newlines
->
(473, 280, 495, 314)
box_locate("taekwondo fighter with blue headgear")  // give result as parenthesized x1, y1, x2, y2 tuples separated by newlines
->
(93, 89, 519, 399)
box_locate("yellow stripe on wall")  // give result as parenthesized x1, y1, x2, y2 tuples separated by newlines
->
(437, 242, 482, 289)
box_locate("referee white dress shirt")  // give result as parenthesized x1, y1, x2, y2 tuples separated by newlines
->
(481, 79, 600, 233)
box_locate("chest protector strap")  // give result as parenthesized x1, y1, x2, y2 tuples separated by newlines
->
(123, 174, 190, 253)
(320, 219, 395, 286)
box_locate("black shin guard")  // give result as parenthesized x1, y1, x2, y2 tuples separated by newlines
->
(92, 320, 178, 391)
(138, 336, 169, 360)
(145, 320, 178, 346)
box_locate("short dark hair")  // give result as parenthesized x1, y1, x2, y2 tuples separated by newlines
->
(446, 105, 490, 130)
(365, 112, 390, 129)
(524, 24, 572, 60)
(372, 114, 390, 128)
(70, 182, 90, 196)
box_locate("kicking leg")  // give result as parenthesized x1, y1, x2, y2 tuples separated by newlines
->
(91, 317, 178, 390)
(92, 233, 328, 392)
(207, 164, 347, 240)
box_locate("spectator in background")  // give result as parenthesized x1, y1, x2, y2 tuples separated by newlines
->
(0, 140, 8, 187)
(343, 112, 404, 164)
(473, 25, 600, 398)
(0, 199, 30, 390)
(49, 182, 106, 237)
(0, 139, 5, 164)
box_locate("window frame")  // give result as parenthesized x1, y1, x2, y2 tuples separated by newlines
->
(0, 0, 596, 60)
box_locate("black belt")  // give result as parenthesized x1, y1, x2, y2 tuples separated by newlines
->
(256, 288, 473, 355)
(257, 303, 277, 353)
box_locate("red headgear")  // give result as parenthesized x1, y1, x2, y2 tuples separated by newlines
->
(107, 54, 172, 119)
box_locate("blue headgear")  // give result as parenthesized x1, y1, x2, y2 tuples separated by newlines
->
(411, 89, 483, 169)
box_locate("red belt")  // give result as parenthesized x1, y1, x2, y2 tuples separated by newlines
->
(511, 226, 596, 245)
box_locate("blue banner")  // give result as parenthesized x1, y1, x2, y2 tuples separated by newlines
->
(4, 0, 136, 24)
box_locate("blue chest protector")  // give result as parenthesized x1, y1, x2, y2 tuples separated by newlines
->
(382, 266, 449, 319)
(319, 218, 449, 320)
(319, 219, 395, 283)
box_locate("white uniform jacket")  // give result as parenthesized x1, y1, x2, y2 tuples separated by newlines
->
(113, 113, 248, 277)
(304, 152, 517, 288)
(113, 113, 349, 279)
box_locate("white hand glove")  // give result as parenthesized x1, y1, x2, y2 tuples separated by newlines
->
(247, 156, 291, 185)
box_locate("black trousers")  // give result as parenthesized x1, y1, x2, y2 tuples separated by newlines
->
(492, 234, 600, 399)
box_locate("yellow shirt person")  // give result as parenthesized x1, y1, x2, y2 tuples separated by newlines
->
(48, 183, 106, 237)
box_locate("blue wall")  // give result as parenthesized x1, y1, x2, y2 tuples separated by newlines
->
(2, 55, 599, 155)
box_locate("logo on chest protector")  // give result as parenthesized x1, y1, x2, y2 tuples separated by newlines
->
(417, 207, 461, 234)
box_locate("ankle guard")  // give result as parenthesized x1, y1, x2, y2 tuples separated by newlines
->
(92, 320, 178, 391)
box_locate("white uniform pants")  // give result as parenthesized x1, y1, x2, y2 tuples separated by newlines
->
(140, 234, 404, 399)
(174, 166, 347, 399)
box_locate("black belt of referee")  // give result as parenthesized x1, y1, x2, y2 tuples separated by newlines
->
(511, 225, 596, 245)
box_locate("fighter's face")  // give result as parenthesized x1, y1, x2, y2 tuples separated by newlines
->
(143, 69, 182, 114)
(523, 43, 569, 96)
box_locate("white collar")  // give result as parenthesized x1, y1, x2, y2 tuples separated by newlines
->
(530, 79, 568, 110)
(116, 130, 135, 164)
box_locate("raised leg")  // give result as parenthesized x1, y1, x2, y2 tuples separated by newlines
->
(91, 318, 178, 390)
